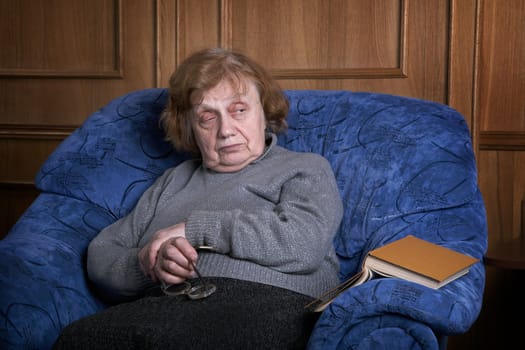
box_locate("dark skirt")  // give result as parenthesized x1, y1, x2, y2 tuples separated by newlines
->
(53, 278, 320, 350)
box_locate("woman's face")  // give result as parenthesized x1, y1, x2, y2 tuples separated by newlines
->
(191, 78, 267, 173)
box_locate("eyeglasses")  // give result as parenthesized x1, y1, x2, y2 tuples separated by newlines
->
(161, 261, 217, 300)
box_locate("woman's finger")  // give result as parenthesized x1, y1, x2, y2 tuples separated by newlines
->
(155, 237, 198, 283)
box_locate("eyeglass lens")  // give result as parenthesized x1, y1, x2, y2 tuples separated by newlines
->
(161, 262, 216, 299)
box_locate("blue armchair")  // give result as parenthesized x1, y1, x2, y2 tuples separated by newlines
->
(0, 88, 487, 349)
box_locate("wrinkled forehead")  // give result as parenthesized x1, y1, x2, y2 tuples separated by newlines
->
(191, 75, 257, 107)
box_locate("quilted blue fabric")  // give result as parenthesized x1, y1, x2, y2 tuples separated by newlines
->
(0, 88, 487, 350)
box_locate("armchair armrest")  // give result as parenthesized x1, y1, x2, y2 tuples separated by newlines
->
(0, 193, 109, 349)
(307, 262, 485, 350)
(310, 314, 442, 350)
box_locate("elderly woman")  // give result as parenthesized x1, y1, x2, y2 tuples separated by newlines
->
(54, 48, 343, 349)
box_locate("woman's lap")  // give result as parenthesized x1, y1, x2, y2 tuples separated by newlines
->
(53, 278, 320, 350)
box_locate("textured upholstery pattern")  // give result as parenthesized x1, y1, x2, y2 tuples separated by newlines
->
(0, 88, 487, 349)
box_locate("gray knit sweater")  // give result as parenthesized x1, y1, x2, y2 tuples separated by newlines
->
(87, 134, 344, 301)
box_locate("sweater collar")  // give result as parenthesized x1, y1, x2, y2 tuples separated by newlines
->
(252, 132, 277, 164)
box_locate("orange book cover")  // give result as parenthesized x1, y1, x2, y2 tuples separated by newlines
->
(367, 235, 479, 283)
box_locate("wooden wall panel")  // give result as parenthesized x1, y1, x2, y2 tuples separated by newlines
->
(476, 0, 525, 243)
(175, 0, 220, 69)
(449, 0, 478, 136)
(225, 0, 450, 103)
(478, 0, 525, 132)
(231, 0, 402, 72)
(0, 0, 120, 77)
(0, 0, 157, 126)
(478, 150, 525, 242)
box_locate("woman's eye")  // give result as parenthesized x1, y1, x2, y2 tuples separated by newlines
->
(231, 105, 247, 117)
(201, 113, 215, 121)
(199, 113, 216, 125)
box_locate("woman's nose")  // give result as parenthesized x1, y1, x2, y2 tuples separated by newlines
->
(218, 115, 236, 138)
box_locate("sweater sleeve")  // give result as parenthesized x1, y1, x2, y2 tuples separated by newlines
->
(86, 164, 192, 302)
(185, 154, 343, 274)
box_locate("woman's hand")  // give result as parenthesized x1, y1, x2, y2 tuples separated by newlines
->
(154, 236, 198, 285)
(138, 222, 197, 283)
